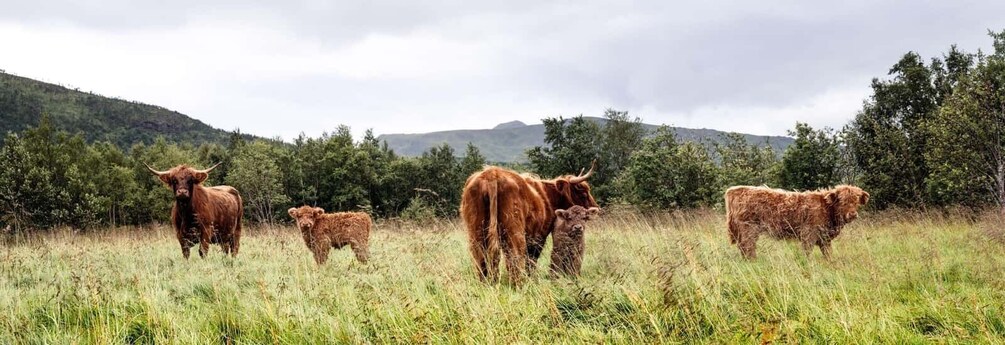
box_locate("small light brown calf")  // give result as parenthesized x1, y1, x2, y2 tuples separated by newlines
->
(549, 205, 600, 277)
(288, 206, 371, 265)
(725, 185, 869, 259)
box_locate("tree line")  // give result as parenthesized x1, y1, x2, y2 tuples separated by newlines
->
(0, 118, 488, 232)
(530, 30, 1005, 211)
(1, 30, 1003, 232)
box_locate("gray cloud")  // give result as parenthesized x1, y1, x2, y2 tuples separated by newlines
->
(1, 1, 1003, 138)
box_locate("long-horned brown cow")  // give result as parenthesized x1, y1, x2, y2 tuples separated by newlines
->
(725, 185, 869, 259)
(146, 163, 243, 259)
(460, 162, 599, 284)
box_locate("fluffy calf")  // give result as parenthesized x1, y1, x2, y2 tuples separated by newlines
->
(288, 206, 371, 264)
(146, 163, 243, 259)
(725, 185, 869, 259)
(549, 205, 600, 278)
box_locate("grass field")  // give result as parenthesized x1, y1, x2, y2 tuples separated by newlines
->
(1, 210, 1004, 343)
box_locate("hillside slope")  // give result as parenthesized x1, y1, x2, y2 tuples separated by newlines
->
(379, 117, 794, 162)
(0, 71, 244, 147)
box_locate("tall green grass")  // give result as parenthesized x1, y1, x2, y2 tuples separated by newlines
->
(1, 211, 1003, 343)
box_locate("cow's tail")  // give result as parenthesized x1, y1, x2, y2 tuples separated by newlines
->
(725, 188, 739, 244)
(486, 179, 501, 263)
(231, 189, 244, 255)
(236, 193, 244, 236)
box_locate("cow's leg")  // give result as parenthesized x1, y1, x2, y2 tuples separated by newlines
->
(467, 217, 494, 282)
(198, 227, 211, 258)
(313, 246, 330, 265)
(571, 254, 582, 278)
(232, 215, 242, 257)
(310, 247, 323, 265)
(525, 237, 545, 274)
(800, 240, 814, 257)
(180, 238, 193, 259)
(738, 225, 759, 260)
(350, 241, 369, 264)
(819, 241, 833, 260)
(220, 233, 232, 255)
(500, 219, 528, 285)
(230, 228, 241, 257)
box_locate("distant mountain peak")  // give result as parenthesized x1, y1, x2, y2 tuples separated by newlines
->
(379, 118, 794, 163)
(493, 120, 527, 130)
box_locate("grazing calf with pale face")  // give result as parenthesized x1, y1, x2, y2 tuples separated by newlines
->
(725, 185, 869, 259)
(288, 206, 371, 265)
(550, 205, 600, 278)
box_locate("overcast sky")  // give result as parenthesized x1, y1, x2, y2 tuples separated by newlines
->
(2, 1, 1003, 139)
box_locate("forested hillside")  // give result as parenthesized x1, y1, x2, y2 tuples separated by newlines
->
(0, 71, 249, 147)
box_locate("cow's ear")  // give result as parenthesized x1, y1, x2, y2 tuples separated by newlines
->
(555, 179, 572, 199)
(193, 171, 209, 183)
(826, 191, 839, 206)
(860, 191, 870, 205)
(586, 207, 601, 219)
(555, 179, 569, 192)
(313, 207, 325, 216)
(288, 208, 298, 217)
(555, 209, 568, 219)
(158, 174, 172, 185)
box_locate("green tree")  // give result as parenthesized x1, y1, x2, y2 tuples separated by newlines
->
(226, 140, 290, 225)
(715, 132, 779, 188)
(416, 143, 462, 216)
(84, 141, 143, 227)
(847, 52, 944, 208)
(598, 109, 647, 201)
(0, 116, 102, 230)
(619, 126, 720, 209)
(459, 143, 487, 178)
(834, 128, 863, 185)
(778, 123, 840, 191)
(926, 30, 1005, 208)
(0, 133, 34, 231)
(527, 115, 602, 189)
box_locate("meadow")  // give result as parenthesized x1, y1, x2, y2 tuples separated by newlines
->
(1, 210, 1004, 344)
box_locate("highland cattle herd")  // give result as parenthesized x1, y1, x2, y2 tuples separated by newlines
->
(144, 161, 870, 284)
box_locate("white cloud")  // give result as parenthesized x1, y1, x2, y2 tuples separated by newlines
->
(1, 1, 1003, 141)
(654, 85, 871, 136)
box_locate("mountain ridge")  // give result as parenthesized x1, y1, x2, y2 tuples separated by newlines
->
(1, 71, 793, 162)
(378, 117, 794, 162)
(0, 71, 252, 148)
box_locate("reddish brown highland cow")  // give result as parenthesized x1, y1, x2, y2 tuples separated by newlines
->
(288, 206, 371, 265)
(725, 185, 869, 259)
(146, 163, 243, 259)
(460, 163, 599, 284)
(549, 205, 600, 278)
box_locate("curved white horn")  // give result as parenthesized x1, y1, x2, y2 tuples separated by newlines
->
(144, 163, 169, 176)
(569, 160, 596, 183)
(195, 162, 222, 174)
